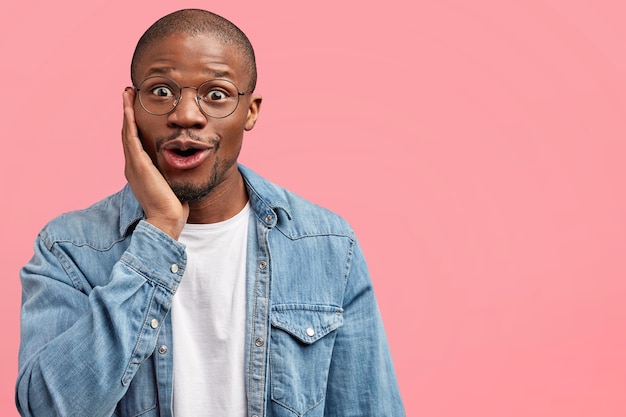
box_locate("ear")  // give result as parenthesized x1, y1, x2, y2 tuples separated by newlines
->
(244, 94, 262, 131)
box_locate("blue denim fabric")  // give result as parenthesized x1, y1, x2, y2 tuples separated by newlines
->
(16, 165, 405, 417)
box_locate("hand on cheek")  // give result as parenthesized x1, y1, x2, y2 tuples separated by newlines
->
(121, 88, 189, 239)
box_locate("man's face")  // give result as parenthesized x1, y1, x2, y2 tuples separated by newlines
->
(132, 32, 261, 203)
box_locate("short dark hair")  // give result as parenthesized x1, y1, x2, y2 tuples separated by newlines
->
(131, 9, 257, 91)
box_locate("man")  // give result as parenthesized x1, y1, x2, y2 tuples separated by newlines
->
(16, 9, 404, 417)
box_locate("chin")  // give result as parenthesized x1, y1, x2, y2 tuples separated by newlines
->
(168, 168, 220, 203)
(170, 182, 215, 203)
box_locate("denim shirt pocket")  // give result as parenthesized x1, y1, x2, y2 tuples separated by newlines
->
(270, 305, 344, 415)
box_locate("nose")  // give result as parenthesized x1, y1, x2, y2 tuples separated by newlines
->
(167, 87, 207, 129)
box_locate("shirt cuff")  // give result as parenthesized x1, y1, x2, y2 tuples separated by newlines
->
(120, 220, 187, 293)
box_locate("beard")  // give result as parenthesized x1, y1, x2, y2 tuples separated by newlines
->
(167, 156, 221, 203)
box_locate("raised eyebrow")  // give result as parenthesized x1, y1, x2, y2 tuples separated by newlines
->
(210, 70, 231, 79)
(145, 67, 172, 77)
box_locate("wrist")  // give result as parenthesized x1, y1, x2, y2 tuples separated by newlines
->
(145, 217, 186, 240)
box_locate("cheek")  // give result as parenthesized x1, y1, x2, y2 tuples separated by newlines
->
(220, 125, 245, 150)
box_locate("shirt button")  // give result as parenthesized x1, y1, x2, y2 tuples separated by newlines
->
(265, 214, 273, 223)
(259, 261, 267, 270)
(306, 327, 315, 337)
(150, 319, 159, 329)
(158, 345, 168, 354)
(170, 264, 179, 273)
(255, 338, 265, 347)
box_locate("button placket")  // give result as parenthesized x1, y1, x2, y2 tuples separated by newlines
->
(248, 218, 272, 417)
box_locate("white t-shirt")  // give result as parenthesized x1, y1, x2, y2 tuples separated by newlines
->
(171, 203, 250, 416)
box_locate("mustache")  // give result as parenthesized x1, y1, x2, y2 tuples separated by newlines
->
(155, 129, 219, 151)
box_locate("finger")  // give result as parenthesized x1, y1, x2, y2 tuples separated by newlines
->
(121, 88, 153, 184)
(121, 88, 141, 155)
(122, 87, 136, 121)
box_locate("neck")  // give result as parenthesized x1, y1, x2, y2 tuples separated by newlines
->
(186, 170, 248, 224)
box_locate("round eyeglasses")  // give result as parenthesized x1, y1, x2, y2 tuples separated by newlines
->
(135, 76, 249, 119)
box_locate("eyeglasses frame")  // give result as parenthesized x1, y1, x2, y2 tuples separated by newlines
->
(134, 76, 251, 119)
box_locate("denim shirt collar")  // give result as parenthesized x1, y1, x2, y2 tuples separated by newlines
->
(117, 164, 294, 237)
(240, 165, 293, 227)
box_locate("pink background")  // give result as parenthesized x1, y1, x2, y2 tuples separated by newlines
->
(2, 1, 626, 416)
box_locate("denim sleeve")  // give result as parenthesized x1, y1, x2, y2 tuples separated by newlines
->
(324, 238, 406, 416)
(16, 220, 186, 417)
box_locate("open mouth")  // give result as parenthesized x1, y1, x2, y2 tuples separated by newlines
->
(173, 148, 201, 157)
(163, 146, 212, 170)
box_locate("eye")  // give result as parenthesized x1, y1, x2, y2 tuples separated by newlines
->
(204, 89, 228, 101)
(150, 86, 175, 97)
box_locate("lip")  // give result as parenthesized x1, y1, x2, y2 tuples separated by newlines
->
(160, 139, 214, 170)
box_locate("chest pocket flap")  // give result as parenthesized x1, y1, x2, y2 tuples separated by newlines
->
(270, 305, 344, 344)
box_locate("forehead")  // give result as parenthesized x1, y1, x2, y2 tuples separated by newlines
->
(134, 32, 248, 85)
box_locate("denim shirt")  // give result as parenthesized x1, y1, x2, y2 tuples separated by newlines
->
(16, 165, 405, 417)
